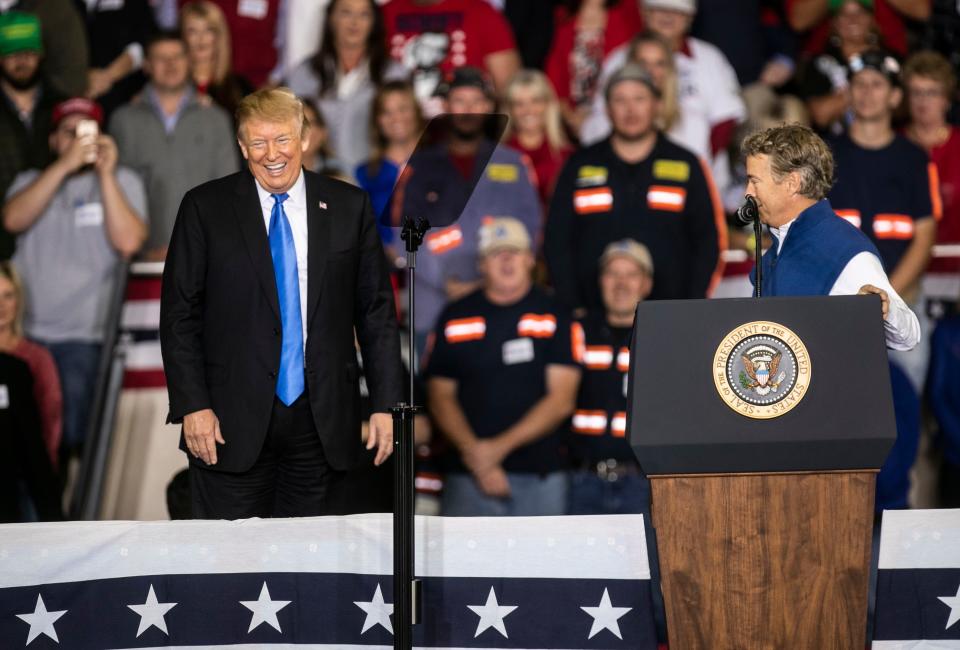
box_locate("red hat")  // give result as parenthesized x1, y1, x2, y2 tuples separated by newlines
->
(51, 98, 104, 127)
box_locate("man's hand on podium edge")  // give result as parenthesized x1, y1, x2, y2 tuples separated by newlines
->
(858, 284, 890, 320)
(368, 413, 394, 466)
(183, 408, 225, 465)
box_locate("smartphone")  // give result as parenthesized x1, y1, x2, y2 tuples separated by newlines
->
(76, 119, 99, 164)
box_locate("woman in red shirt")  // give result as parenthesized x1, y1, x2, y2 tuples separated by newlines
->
(545, 0, 641, 137)
(505, 70, 573, 210)
(0, 262, 62, 469)
(903, 51, 960, 273)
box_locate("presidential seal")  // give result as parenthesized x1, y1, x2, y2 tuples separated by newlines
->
(712, 321, 811, 419)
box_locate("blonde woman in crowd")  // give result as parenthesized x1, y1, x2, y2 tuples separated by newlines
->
(0, 261, 61, 469)
(180, 1, 253, 118)
(505, 70, 573, 208)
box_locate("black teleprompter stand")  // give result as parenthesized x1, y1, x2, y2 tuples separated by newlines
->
(392, 215, 429, 650)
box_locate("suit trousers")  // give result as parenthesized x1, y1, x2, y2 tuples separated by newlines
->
(189, 390, 344, 519)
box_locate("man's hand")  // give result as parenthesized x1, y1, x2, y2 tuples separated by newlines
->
(86, 68, 114, 99)
(58, 132, 96, 174)
(94, 135, 118, 176)
(183, 408, 225, 465)
(462, 438, 508, 476)
(474, 465, 511, 498)
(858, 284, 890, 320)
(367, 412, 394, 466)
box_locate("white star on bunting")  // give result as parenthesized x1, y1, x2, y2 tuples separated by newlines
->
(939, 583, 960, 630)
(240, 581, 291, 633)
(354, 582, 394, 634)
(467, 586, 517, 638)
(581, 588, 632, 640)
(16, 594, 67, 645)
(128, 584, 177, 637)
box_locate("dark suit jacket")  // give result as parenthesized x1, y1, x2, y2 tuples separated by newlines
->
(0, 353, 62, 522)
(159, 169, 403, 473)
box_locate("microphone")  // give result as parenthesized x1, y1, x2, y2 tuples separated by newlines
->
(736, 195, 759, 225)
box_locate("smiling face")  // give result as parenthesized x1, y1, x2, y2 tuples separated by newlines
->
(182, 14, 217, 64)
(600, 256, 650, 320)
(238, 117, 308, 194)
(377, 90, 419, 144)
(508, 83, 547, 136)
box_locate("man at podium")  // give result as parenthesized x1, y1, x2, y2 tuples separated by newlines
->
(741, 124, 920, 350)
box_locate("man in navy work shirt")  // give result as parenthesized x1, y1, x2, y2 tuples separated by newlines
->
(425, 217, 581, 516)
(545, 62, 725, 313)
(827, 49, 940, 392)
(569, 239, 653, 516)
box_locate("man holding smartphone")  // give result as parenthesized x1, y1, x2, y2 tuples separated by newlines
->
(1, 97, 147, 464)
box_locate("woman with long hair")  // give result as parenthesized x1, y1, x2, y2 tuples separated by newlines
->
(0, 261, 62, 470)
(355, 81, 424, 246)
(180, 1, 253, 117)
(286, 0, 407, 175)
(504, 70, 573, 207)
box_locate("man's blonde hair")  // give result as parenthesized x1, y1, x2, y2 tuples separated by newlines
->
(903, 50, 957, 97)
(235, 87, 305, 141)
(741, 124, 834, 200)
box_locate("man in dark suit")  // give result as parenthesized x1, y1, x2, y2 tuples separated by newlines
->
(160, 87, 402, 519)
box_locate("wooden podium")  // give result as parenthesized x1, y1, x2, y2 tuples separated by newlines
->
(628, 296, 896, 649)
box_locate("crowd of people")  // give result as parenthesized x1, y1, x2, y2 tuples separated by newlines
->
(1, 0, 959, 523)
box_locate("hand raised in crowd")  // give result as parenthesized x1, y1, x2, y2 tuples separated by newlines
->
(367, 412, 394, 466)
(86, 68, 114, 99)
(94, 135, 119, 176)
(183, 408, 226, 465)
(858, 284, 890, 320)
(474, 465, 511, 498)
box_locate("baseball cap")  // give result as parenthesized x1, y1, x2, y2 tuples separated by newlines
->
(847, 50, 901, 86)
(643, 0, 696, 14)
(0, 12, 42, 57)
(604, 62, 661, 101)
(52, 98, 104, 128)
(437, 66, 495, 100)
(600, 239, 654, 275)
(829, 0, 873, 13)
(478, 217, 532, 256)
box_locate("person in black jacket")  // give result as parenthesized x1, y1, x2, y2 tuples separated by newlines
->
(0, 352, 61, 522)
(545, 62, 724, 313)
(160, 87, 402, 519)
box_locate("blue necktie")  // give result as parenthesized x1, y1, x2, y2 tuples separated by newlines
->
(269, 193, 304, 405)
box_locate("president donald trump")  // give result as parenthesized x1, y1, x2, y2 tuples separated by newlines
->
(160, 88, 402, 519)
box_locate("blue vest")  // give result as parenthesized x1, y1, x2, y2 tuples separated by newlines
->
(751, 199, 880, 296)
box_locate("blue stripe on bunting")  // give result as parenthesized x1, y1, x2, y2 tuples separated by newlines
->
(874, 568, 960, 640)
(0, 573, 656, 649)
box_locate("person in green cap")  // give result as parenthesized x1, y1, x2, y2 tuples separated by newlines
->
(0, 11, 64, 261)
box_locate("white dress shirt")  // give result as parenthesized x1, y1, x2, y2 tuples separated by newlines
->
(770, 219, 921, 351)
(255, 170, 309, 346)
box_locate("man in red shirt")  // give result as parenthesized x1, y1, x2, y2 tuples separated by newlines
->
(382, 0, 520, 110)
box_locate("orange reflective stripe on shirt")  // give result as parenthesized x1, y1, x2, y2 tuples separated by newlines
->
(444, 316, 486, 343)
(646, 185, 687, 212)
(582, 345, 614, 369)
(835, 209, 862, 229)
(572, 410, 608, 435)
(517, 313, 557, 338)
(611, 412, 627, 438)
(873, 214, 914, 240)
(929, 162, 943, 221)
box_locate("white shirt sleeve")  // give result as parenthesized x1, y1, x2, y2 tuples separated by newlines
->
(829, 251, 920, 351)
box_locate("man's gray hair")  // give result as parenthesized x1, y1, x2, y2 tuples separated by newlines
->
(741, 124, 834, 200)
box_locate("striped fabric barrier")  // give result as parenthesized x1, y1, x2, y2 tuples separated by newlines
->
(0, 514, 656, 649)
(873, 509, 960, 648)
